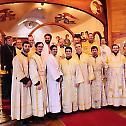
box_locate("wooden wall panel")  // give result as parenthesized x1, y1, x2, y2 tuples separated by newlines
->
(107, 0, 126, 46)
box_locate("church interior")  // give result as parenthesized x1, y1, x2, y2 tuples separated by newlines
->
(1, 0, 126, 126)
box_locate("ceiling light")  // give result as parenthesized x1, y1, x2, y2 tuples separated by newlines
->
(36, 19, 43, 24)
(18, 19, 27, 26)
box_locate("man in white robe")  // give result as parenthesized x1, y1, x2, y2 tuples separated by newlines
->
(100, 38, 111, 63)
(42, 34, 52, 61)
(106, 44, 126, 106)
(46, 45, 63, 117)
(74, 43, 92, 110)
(29, 42, 48, 121)
(15, 39, 22, 55)
(11, 41, 32, 125)
(89, 46, 107, 109)
(28, 35, 36, 58)
(60, 46, 84, 113)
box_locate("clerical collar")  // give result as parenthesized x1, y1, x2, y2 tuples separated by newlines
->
(17, 47, 22, 50)
(112, 52, 118, 56)
(21, 51, 28, 57)
(89, 41, 93, 44)
(35, 52, 41, 56)
(93, 55, 98, 58)
(60, 45, 64, 48)
(66, 56, 72, 60)
(76, 52, 82, 59)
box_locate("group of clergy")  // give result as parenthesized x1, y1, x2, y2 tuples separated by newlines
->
(11, 33, 126, 126)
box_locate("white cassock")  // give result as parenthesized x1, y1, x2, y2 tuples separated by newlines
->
(41, 42, 50, 62)
(100, 45, 111, 63)
(73, 53, 92, 110)
(29, 53, 48, 117)
(60, 57, 84, 113)
(46, 54, 62, 113)
(106, 53, 126, 106)
(88, 56, 107, 109)
(57, 46, 65, 60)
(11, 53, 32, 120)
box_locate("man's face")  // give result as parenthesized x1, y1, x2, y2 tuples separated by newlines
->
(101, 39, 106, 45)
(88, 34, 94, 43)
(45, 35, 51, 44)
(16, 39, 22, 49)
(112, 45, 119, 54)
(23, 43, 30, 53)
(73, 37, 81, 45)
(59, 39, 64, 46)
(75, 44, 82, 54)
(28, 36, 35, 47)
(6, 37, 13, 45)
(65, 49, 72, 58)
(51, 47, 57, 56)
(36, 43, 44, 53)
(91, 48, 98, 56)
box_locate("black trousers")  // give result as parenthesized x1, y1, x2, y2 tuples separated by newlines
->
(2, 74, 12, 100)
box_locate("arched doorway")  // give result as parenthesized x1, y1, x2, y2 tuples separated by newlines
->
(29, 22, 75, 37)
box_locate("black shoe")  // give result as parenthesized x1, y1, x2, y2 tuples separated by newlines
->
(17, 119, 28, 126)
(48, 113, 60, 120)
(33, 116, 44, 124)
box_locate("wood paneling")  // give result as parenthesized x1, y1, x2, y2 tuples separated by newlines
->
(107, 0, 126, 46)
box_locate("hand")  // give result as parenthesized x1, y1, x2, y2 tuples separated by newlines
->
(37, 84, 43, 90)
(26, 80, 32, 88)
(89, 80, 92, 84)
(74, 83, 80, 88)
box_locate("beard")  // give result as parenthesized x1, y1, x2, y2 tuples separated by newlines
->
(112, 51, 119, 56)
(45, 40, 50, 44)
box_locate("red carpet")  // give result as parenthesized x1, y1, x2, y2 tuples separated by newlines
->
(2, 99, 11, 115)
(61, 109, 126, 126)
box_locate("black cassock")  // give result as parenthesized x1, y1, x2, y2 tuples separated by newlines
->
(1, 44, 16, 100)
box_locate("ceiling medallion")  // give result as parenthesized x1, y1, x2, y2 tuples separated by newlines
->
(90, 0, 103, 15)
(24, 21, 38, 29)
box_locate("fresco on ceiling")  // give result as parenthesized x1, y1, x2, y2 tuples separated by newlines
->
(55, 12, 78, 24)
(0, 8, 15, 22)
(90, 0, 103, 15)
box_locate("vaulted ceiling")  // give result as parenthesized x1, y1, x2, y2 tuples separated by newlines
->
(0, 3, 101, 33)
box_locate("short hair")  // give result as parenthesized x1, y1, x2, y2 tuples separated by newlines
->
(112, 44, 119, 49)
(35, 42, 44, 48)
(85, 31, 88, 34)
(44, 33, 52, 39)
(6, 36, 12, 39)
(75, 43, 82, 47)
(74, 34, 81, 39)
(5, 36, 12, 41)
(65, 46, 72, 52)
(91, 46, 98, 51)
(28, 34, 33, 37)
(50, 45, 57, 51)
(22, 41, 30, 46)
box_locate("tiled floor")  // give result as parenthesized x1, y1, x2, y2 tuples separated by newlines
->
(1, 107, 126, 126)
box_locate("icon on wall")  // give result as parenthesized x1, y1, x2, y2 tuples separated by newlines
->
(0, 8, 16, 22)
(55, 12, 78, 24)
(90, 0, 103, 15)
